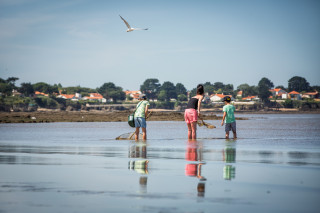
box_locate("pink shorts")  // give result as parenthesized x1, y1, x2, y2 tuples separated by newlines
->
(184, 108, 198, 124)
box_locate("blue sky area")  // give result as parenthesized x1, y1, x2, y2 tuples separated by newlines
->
(0, 0, 319, 91)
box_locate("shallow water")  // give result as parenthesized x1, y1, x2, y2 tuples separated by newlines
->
(0, 114, 320, 213)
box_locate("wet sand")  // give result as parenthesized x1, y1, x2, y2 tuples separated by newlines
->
(0, 114, 320, 213)
(0, 111, 226, 123)
(1, 109, 317, 123)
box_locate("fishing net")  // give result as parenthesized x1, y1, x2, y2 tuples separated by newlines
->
(197, 117, 216, 129)
(116, 112, 152, 140)
(116, 132, 143, 140)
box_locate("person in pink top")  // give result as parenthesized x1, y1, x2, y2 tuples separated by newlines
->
(184, 84, 204, 140)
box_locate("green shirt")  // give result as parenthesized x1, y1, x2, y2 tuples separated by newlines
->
(134, 101, 150, 118)
(223, 104, 235, 123)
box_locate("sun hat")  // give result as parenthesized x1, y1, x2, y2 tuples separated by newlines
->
(139, 94, 146, 99)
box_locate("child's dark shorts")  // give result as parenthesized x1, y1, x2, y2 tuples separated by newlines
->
(225, 121, 236, 132)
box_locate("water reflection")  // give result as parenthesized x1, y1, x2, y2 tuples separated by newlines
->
(185, 140, 206, 197)
(128, 142, 148, 193)
(223, 144, 236, 181)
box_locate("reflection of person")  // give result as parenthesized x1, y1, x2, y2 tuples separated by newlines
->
(129, 143, 147, 158)
(185, 84, 204, 140)
(134, 94, 150, 140)
(128, 160, 149, 174)
(139, 176, 148, 194)
(185, 141, 206, 180)
(128, 142, 149, 174)
(221, 96, 237, 139)
(222, 146, 236, 180)
(185, 163, 205, 180)
(185, 141, 206, 197)
(197, 182, 205, 197)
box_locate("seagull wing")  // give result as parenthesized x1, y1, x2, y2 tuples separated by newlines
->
(119, 15, 131, 29)
(134, 28, 149, 31)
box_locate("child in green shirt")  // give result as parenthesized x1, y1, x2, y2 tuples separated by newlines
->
(221, 96, 237, 139)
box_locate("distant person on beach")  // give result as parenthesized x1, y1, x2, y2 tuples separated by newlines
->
(221, 96, 237, 139)
(134, 94, 150, 140)
(185, 84, 204, 140)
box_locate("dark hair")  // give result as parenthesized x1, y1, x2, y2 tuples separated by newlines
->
(197, 84, 204, 95)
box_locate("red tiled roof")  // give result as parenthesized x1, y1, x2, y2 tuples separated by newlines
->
(132, 94, 140, 99)
(35, 91, 48, 96)
(304, 92, 318, 95)
(125, 90, 141, 95)
(60, 94, 75, 99)
(89, 93, 103, 98)
(242, 96, 256, 100)
(289, 91, 300, 95)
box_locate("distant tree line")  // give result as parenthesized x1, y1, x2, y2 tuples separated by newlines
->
(0, 75, 319, 111)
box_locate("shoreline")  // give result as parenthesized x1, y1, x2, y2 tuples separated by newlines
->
(0, 109, 319, 123)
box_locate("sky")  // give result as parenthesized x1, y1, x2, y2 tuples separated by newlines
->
(0, 0, 319, 91)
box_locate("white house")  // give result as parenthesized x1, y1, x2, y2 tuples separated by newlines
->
(82, 93, 106, 103)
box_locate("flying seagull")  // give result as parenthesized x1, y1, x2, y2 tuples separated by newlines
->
(119, 15, 148, 32)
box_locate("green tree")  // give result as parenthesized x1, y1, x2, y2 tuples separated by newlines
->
(175, 83, 187, 96)
(258, 77, 274, 104)
(275, 85, 286, 91)
(203, 82, 215, 95)
(288, 76, 310, 92)
(18, 82, 35, 97)
(213, 82, 225, 91)
(224, 84, 234, 95)
(0, 83, 12, 96)
(157, 90, 167, 101)
(140, 78, 161, 100)
(62, 86, 96, 94)
(237, 84, 258, 97)
(158, 81, 177, 102)
(0, 77, 19, 96)
(98, 82, 125, 103)
(6, 77, 19, 87)
(283, 99, 293, 108)
(177, 94, 187, 101)
(126, 94, 133, 101)
(35, 97, 59, 109)
(33, 82, 58, 94)
(311, 85, 320, 91)
(189, 88, 197, 97)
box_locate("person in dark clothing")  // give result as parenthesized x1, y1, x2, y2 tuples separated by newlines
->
(184, 84, 204, 140)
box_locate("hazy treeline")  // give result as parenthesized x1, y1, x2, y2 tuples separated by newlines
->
(0, 76, 319, 111)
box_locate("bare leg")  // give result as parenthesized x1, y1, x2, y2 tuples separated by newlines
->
(142, 127, 147, 140)
(191, 122, 197, 139)
(187, 123, 192, 139)
(135, 127, 140, 141)
(232, 131, 237, 139)
(225, 131, 229, 139)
